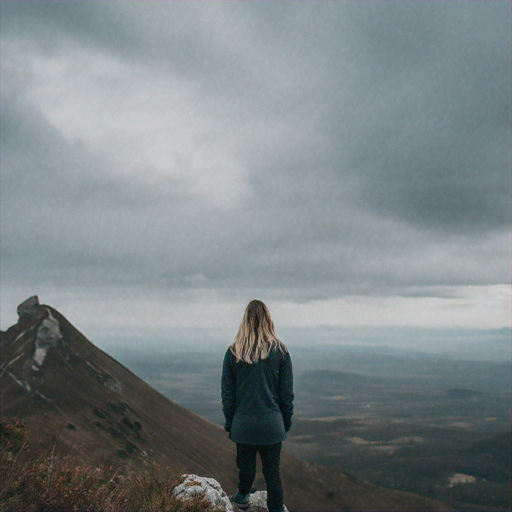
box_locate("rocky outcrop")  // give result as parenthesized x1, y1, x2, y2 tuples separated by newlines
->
(173, 474, 233, 511)
(17, 296, 41, 323)
(32, 310, 62, 371)
(173, 474, 288, 512)
(244, 490, 289, 512)
(85, 361, 122, 393)
(14, 296, 63, 372)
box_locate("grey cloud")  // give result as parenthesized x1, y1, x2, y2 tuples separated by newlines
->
(1, 91, 174, 211)
(1, 1, 248, 96)
(1, 1, 510, 306)
(314, 4, 511, 235)
(221, 2, 511, 235)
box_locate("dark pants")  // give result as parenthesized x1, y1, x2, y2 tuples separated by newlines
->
(236, 442, 284, 512)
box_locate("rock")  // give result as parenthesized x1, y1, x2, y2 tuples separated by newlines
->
(17, 296, 41, 322)
(85, 361, 122, 393)
(172, 474, 288, 512)
(173, 474, 234, 511)
(247, 490, 289, 512)
(36, 312, 62, 348)
(448, 473, 477, 488)
(32, 310, 62, 371)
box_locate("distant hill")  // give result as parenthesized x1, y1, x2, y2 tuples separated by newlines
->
(1, 296, 455, 511)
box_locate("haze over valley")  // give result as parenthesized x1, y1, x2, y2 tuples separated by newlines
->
(115, 334, 511, 511)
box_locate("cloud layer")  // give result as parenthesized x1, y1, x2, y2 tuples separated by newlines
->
(1, 2, 510, 329)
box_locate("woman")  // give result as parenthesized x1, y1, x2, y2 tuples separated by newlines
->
(221, 300, 294, 512)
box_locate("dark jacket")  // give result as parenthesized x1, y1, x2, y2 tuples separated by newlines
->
(221, 345, 294, 445)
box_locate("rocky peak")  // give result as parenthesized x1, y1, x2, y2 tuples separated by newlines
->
(12, 296, 64, 371)
(17, 296, 42, 323)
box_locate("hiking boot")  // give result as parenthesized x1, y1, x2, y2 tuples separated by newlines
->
(230, 491, 250, 509)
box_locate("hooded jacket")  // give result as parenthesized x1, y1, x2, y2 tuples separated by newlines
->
(221, 345, 294, 445)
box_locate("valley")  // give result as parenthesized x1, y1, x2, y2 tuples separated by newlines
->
(120, 345, 511, 512)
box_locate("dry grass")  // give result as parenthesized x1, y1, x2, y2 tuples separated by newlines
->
(1, 420, 215, 512)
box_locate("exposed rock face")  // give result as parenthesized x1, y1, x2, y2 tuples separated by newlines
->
(85, 361, 122, 393)
(32, 310, 62, 371)
(173, 474, 288, 512)
(17, 296, 41, 322)
(13, 296, 63, 372)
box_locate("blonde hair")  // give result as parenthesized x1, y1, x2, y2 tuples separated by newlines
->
(230, 300, 286, 364)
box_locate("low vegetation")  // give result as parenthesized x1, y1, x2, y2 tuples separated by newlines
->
(1, 420, 210, 512)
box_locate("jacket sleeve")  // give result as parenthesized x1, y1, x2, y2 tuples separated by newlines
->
(278, 351, 294, 431)
(221, 349, 236, 431)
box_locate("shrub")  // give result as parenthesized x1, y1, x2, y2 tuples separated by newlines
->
(1, 420, 212, 512)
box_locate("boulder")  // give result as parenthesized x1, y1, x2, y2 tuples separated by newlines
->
(173, 474, 233, 511)
(17, 296, 41, 322)
(246, 490, 289, 512)
(172, 474, 288, 512)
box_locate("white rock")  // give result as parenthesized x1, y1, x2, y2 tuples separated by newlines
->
(32, 311, 62, 370)
(173, 475, 288, 512)
(33, 347, 48, 369)
(36, 311, 61, 347)
(173, 474, 234, 511)
(448, 473, 476, 488)
(248, 490, 288, 511)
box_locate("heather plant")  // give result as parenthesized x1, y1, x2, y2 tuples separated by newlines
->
(1, 420, 213, 512)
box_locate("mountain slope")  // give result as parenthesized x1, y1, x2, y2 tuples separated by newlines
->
(1, 297, 454, 511)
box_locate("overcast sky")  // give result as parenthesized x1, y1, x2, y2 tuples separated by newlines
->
(1, 1, 510, 336)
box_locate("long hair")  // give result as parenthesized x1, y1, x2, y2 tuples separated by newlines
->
(230, 300, 287, 364)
